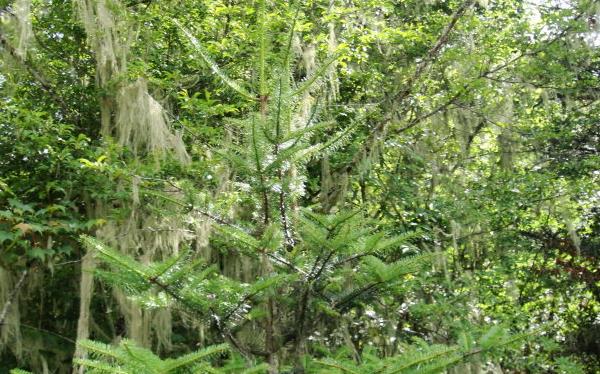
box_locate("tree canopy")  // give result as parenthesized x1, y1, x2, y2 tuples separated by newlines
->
(0, 0, 598, 373)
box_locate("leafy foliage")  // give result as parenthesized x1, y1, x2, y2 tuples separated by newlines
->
(0, 0, 598, 373)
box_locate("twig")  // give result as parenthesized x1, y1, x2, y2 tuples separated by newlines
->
(0, 30, 71, 116)
(339, 0, 475, 176)
(20, 323, 76, 344)
(0, 269, 28, 326)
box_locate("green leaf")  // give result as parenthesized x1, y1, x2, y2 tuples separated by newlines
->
(0, 230, 15, 243)
(8, 198, 34, 214)
(28, 247, 47, 260)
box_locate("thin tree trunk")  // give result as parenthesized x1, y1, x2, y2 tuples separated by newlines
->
(0, 269, 28, 326)
(73, 252, 95, 374)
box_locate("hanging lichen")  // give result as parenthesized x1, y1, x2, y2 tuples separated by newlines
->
(301, 43, 316, 77)
(132, 175, 141, 206)
(13, 0, 32, 58)
(74, 0, 129, 76)
(194, 213, 212, 257)
(0, 267, 23, 360)
(113, 288, 151, 346)
(92, 188, 204, 349)
(450, 220, 464, 274)
(565, 218, 581, 256)
(115, 79, 190, 163)
(72, 0, 191, 352)
(496, 86, 516, 170)
(74, 0, 130, 133)
(73, 252, 95, 374)
(430, 228, 451, 282)
(152, 308, 173, 353)
(498, 129, 515, 170)
(326, 0, 340, 102)
(557, 198, 582, 256)
(73, 0, 189, 163)
(448, 107, 479, 158)
(97, 214, 157, 348)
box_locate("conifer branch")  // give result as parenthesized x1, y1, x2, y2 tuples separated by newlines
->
(292, 52, 339, 98)
(273, 75, 295, 249)
(251, 116, 271, 225)
(174, 20, 256, 100)
(257, 0, 268, 97)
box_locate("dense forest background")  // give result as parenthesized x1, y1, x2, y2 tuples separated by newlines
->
(0, 0, 599, 373)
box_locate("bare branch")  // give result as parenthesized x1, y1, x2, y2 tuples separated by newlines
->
(0, 269, 28, 327)
(337, 0, 476, 177)
(0, 30, 71, 115)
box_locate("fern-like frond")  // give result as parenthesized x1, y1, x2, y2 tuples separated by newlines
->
(160, 343, 229, 372)
(395, 353, 463, 374)
(174, 20, 256, 100)
(158, 258, 212, 289)
(77, 339, 125, 362)
(239, 363, 270, 374)
(257, 0, 269, 97)
(315, 358, 363, 374)
(190, 362, 225, 373)
(263, 143, 322, 173)
(382, 344, 460, 374)
(266, 123, 356, 173)
(279, 120, 334, 144)
(479, 325, 509, 350)
(249, 273, 295, 295)
(371, 231, 421, 256)
(76, 340, 229, 374)
(213, 224, 261, 254)
(314, 121, 359, 156)
(120, 340, 163, 372)
(146, 252, 184, 280)
(387, 253, 433, 279)
(73, 358, 128, 374)
(81, 236, 148, 280)
(292, 53, 339, 97)
(214, 148, 256, 174)
(93, 268, 151, 295)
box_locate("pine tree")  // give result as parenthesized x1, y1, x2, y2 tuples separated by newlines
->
(68, 3, 525, 373)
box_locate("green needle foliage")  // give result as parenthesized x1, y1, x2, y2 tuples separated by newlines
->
(74, 340, 229, 374)
(314, 328, 529, 374)
(80, 206, 440, 370)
